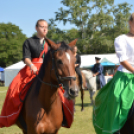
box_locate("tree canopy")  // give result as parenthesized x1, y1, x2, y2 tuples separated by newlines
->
(0, 23, 27, 67)
(53, 1, 132, 54)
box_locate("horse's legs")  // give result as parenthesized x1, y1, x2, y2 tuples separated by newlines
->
(80, 87, 84, 111)
(89, 90, 93, 105)
(89, 89, 95, 105)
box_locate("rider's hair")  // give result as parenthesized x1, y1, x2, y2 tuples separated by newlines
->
(129, 13, 134, 21)
(36, 19, 48, 27)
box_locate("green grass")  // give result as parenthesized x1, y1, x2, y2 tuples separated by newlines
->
(0, 87, 96, 134)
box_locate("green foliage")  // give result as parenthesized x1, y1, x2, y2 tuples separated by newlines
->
(54, 0, 132, 54)
(0, 23, 27, 67)
(55, 0, 92, 39)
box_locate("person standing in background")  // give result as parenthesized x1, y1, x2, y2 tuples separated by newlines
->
(92, 57, 106, 89)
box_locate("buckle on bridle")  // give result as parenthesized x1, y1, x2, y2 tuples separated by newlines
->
(59, 83, 63, 88)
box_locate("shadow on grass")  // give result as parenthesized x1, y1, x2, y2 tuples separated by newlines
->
(75, 102, 93, 107)
(0, 82, 5, 86)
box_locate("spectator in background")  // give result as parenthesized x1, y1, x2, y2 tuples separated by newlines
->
(92, 57, 106, 89)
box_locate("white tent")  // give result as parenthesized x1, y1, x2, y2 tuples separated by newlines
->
(5, 61, 25, 86)
(80, 53, 119, 68)
(0, 72, 4, 81)
(4, 53, 119, 87)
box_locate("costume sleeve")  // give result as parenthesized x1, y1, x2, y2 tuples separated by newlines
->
(114, 36, 128, 62)
(99, 65, 103, 74)
(23, 39, 31, 61)
(92, 65, 95, 72)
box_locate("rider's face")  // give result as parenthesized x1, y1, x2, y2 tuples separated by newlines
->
(36, 21, 48, 38)
(74, 46, 77, 54)
(96, 60, 100, 63)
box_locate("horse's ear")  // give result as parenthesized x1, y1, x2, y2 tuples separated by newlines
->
(45, 38, 60, 50)
(68, 39, 78, 47)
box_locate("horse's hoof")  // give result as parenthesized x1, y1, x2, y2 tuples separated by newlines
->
(81, 108, 84, 111)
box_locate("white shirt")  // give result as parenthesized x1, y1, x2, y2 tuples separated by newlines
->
(114, 34, 134, 73)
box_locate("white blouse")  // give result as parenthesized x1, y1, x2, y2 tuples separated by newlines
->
(114, 34, 134, 73)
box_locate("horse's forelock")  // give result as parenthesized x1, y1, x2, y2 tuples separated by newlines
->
(57, 41, 70, 51)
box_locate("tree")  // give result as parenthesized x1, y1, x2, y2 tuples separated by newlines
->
(0, 23, 27, 67)
(113, 2, 132, 38)
(55, 0, 92, 39)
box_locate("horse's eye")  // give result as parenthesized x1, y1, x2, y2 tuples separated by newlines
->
(57, 60, 63, 65)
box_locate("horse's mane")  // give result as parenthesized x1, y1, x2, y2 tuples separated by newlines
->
(82, 69, 93, 74)
(57, 41, 70, 51)
(35, 41, 71, 93)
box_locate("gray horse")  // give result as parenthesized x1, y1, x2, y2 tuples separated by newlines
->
(82, 69, 97, 105)
(82, 69, 112, 105)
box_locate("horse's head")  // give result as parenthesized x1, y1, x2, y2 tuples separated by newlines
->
(46, 38, 79, 99)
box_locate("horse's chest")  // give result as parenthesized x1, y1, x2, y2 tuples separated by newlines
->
(36, 116, 62, 134)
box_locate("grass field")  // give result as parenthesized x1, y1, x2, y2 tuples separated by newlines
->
(0, 86, 96, 134)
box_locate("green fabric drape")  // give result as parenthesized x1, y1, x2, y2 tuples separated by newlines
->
(93, 71, 134, 134)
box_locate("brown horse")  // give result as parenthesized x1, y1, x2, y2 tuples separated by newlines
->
(75, 71, 87, 111)
(16, 39, 79, 134)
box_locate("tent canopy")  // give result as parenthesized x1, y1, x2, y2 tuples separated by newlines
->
(4, 61, 26, 86)
(5, 61, 25, 70)
(0, 67, 4, 72)
(80, 53, 119, 68)
(101, 62, 115, 66)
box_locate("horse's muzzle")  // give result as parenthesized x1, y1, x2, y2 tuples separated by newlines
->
(68, 85, 79, 99)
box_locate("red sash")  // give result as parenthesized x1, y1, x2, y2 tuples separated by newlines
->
(0, 42, 74, 128)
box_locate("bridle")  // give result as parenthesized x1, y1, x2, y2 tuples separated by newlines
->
(20, 48, 77, 103)
(36, 48, 76, 89)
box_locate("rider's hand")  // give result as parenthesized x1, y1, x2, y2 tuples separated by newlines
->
(30, 64, 38, 74)
(93, 74, 96, 77)
(75, 64, 79, 67)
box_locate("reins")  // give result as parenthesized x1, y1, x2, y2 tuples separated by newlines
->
(35, 74, 59, 88)
(36, 49, 76, 88)
(19, 47, 77, 102)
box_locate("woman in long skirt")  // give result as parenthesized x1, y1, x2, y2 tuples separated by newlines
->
(93, 12, 134, 134)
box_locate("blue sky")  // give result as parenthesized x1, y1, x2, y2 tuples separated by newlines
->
(0, 0, 133, 37)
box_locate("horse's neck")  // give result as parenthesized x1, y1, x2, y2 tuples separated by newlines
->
(83, 70, 93, 78)
(38, 67, 60, 111)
